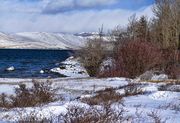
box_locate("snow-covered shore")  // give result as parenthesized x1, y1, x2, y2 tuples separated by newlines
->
(50, 56, 89, 78)
(0, 57, 180, 122)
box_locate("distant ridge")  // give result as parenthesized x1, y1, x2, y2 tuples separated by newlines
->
(0, 32, 87, 49)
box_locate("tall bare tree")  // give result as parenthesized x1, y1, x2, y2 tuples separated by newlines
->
(127, 14, 138, 41)
(152, 0, 180, 50)
(127, 15, 150, 42)
(136, 16, 150, 42)
(150, 0, 180, 64)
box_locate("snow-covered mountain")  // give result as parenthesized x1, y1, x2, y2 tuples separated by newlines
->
(0, 32, 87, 49)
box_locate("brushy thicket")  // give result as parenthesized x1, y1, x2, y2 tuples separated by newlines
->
(81, 83, 144, 106)
(160, 49, 180, 79)
(100, 41, 180, 79)
(101, 40, 163, 78)
(0, 80, 56, 109)
(17, 84, 166, 123)
(77, 38, 106, 77)
(18, 84, 145, 123)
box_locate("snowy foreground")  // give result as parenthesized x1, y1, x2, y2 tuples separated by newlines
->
(0, 58, 180, 123)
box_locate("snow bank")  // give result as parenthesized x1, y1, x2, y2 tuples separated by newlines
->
(151, 74, 168, 81)
(148, 91, 180, 100)
(51, 56, 89, 78)
(137, 71, 168, 81)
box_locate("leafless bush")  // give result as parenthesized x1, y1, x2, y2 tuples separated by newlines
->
(0, 80, 56, 108)
(158, 49, 180, 79)
(147, 110, 167, 123)
(82, 84, 144, 106)
(81, 88, 123, 105)
(16, 104, 128, 123)
(158, 81, 180, 92)
(122, 83, 145, 96)
(19, 117, 51, 123)
(168, 103, 180, 112)
(158, 102, 180, 112)
(164, 62, 180, 79)
(102, 40, 163, 78)
(77, 38, 106, 77)
(0, 93, 11, 109)
(58, 104, 130, 123)
(133, 109, 168, 123)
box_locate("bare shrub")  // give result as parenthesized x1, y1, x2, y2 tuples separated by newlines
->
(158, 102, 180, 112)
(103, 40, 163, 78)
(82, 84, 144, 106)
(147, 110, 167, 123)
(19, 117, 51, 123)
(122, 83, 144, 96)
(168, 103, 180, 112)
(133, 109, 167, 123)
(81, 88, 123, 105)
(0, 80, 56, 108)
(31, 80, 56, 104)
(17, 104, 130, 123)
(11, 84, 36, 108)
(78, 38, 106, 77)
(164, 62, 180, 79)
(159, 49, 180, 79)
(58, 104, 129, 123)
(0, 93, 11, 109)
(158, 82, 180, 92)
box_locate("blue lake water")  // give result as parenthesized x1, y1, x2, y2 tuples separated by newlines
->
(0, 49, 73, 78)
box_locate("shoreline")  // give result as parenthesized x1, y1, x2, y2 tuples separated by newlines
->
(0, 77, 93, 85)
(0, 48, 75, 51)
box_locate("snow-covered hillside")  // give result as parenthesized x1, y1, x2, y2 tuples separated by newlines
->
(0, 32, 86, 49)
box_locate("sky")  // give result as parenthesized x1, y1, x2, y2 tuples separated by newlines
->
(0, 0, 155, 33)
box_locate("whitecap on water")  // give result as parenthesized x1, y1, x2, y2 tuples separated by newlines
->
(6, 66, 15, 71)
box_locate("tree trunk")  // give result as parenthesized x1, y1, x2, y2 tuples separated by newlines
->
(178, 34, 180, 63)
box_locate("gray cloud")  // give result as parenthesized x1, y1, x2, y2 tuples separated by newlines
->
(0, 0, 154, 33)
(0, 5, 153, 33)
(0, 0, 45, 14)
(43, 0, 118, 14)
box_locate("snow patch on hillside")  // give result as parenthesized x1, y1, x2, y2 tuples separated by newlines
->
(0, 32, 87, 49)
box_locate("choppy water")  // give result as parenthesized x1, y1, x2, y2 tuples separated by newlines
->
(0, 49, 73, 78)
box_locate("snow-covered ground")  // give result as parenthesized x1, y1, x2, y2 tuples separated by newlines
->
(50, 56, 89, 78)
(0, 57, 180, 122)
(0, 77, 180, 122)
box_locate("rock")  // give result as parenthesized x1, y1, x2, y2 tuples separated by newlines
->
(60, 66, 66, 69)
(40, 70, 44, 74)
(78, 71, 85, 74)
(138, 71, 154, 81)
(138, 71, 168, 81)
(50, 67, 61, 72)
(100, 57, 115, 72)
(151, 74, 168, 81)
(6, 66, 15, 71)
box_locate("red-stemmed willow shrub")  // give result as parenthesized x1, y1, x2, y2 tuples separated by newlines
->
(100, 40, 163, 78)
